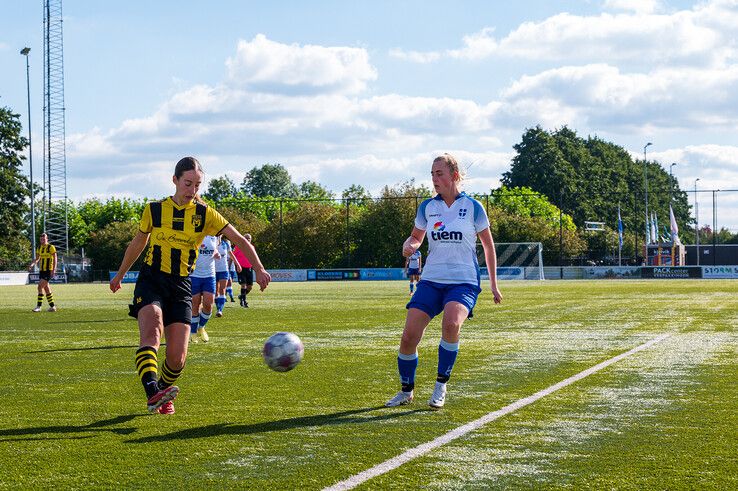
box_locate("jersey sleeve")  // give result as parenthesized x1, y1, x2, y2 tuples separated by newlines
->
(49, 244, 56, 254)
(472, 199, 490, 233)
(139, 203, 153, 234)
(414, 199, 431, 230)
(204, 206, 229, 236)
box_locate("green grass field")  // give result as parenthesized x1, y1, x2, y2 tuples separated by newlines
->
(0, 279, 736, 489)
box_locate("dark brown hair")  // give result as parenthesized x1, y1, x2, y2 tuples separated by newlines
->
(174, 156, 203, 178)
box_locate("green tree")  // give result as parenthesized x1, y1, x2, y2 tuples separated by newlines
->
(342, 184, 371, 201)
(351, 180, 432, 267)
(0, 107, 32, 269)
(85, 221, 142, 273)
(298, 180, 334, 200)
(240, 163, 298, 198)
(204, 175, 237, 202)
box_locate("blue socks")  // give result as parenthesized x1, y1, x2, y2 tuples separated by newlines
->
(190, 314, 200, 335)
(226, 287, 234, 301)
(199, 310, 211, 329)
(397, 352, 418, 392)
(215, 295, 226, 312)
(409, 281, 414, 293)
(437, 339, 459, 383)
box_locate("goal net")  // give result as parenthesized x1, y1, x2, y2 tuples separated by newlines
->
(477, 242, 544, 280)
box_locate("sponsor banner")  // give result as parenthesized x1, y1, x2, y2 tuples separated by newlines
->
(480, 267, 524, 280)
(269, 269, 308, 282)
(701, 266, 738, 279)
(360, 268, 405, 281)
(640, 267, 702, 279)
(109, 271, 139, 283)
(0, 272, 30, 286)
(307, 269, 361, 281)
(29, 272, 67, 284)
(585, 267, 640, 279)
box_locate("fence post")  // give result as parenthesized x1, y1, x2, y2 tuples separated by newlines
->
(345, 198, 350, 267)
(279, 199, 283, 268)
(713, 189, 717, 265)
(559, 188, 563, 279)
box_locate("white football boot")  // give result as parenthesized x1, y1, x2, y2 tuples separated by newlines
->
(428, 382, 447, 409)
(385, 390, 414, 407)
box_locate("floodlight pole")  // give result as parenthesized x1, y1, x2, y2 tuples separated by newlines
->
(21, 47, 37, 261)
(669, 163, 677, 204)
(643, 142, 652, 251)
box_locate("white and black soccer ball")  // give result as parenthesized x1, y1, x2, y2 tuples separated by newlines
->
(262, 332, 304, 372)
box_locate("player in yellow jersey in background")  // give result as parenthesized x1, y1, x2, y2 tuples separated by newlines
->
(28, 233, 58, 312)
(110, 156, 271, 415)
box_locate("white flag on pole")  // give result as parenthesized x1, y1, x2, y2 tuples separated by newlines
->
(670, 205, 681, 245)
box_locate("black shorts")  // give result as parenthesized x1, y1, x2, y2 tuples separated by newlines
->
(39, 270, 52, 281)
(238, 268, 254, 286)
(128, 266, 192, 326)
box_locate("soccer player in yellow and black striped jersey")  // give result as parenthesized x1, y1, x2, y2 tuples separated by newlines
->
(28, 233, 58, 312)
(110, 156, 272, 415)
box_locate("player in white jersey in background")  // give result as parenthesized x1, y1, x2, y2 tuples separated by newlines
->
(386, 153, 503, 409)
(404, 250, 422, 295)
(214, 237, 241, 317)
(190, 235, 220, 343)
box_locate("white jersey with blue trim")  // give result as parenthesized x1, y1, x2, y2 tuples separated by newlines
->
(408, 250, 422, 269)
(215, 239, 231, 273)
(191, 235, 219, 278)
(415, 192, 489, 285)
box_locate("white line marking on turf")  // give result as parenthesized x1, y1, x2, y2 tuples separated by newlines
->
(324, 333, 671, 491)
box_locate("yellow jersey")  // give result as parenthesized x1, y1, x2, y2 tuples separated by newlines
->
(37, 244, 56, 272)
(139, 197, 229, 276)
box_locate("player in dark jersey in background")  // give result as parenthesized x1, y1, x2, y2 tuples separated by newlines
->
(28, 233, 58, 312)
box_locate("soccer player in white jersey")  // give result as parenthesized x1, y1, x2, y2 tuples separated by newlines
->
(386, 153, 503, 409)
(404, 250, 422, 295)
(214, 237, 241, 317)
(190, 235, 220, 342)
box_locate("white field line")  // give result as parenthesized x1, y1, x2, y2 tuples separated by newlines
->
(324, 333, 671, 491)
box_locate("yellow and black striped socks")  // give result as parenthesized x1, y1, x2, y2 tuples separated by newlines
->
(45, 293, 54, 307)
(157, 361, 183, 391)
(36, 294, 43, 307)
(135, 346, 159, 398)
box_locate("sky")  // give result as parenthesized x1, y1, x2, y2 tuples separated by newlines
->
(1, 0, 738, 232)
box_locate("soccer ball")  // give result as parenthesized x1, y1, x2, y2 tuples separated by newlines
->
(262, 332, 304, 372)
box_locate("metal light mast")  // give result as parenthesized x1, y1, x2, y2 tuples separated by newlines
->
(43, 0, 69, 253)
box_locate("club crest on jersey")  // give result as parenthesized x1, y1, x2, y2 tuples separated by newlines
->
(191, 214, 202, 228)
(458, 208, 467, 218)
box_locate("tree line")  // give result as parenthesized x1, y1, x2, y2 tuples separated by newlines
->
(2, 104, 737, 272)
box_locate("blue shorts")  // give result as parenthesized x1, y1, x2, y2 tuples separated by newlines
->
(191, 275, 216, 295)
(407, 280, 481, 319)
(216, 271, 230, 282)
(407, 268, 420, 277)
(229, 269, 238, 281)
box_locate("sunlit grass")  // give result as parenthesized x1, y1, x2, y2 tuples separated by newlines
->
(0, 280, 735, 489)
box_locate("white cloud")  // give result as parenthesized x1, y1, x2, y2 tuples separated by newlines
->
(225, 34, 377, 95)
(391, 1, 738, 67)
(499, 63, 738, 132)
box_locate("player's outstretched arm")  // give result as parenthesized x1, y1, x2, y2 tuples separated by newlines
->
(402, 227, 425, 258)
(110, 231, 150, 293)
(479, 228, 502, 304)
(221, 224, 271, 291)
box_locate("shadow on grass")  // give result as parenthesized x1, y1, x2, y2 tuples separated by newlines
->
(27, 345, 138, 353)
(0, 414, 144, 441)
(27, 344, 165, 354)
(127, 405, 430, 443)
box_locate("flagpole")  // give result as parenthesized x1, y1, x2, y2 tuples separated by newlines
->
(617, 204, 623, 266)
